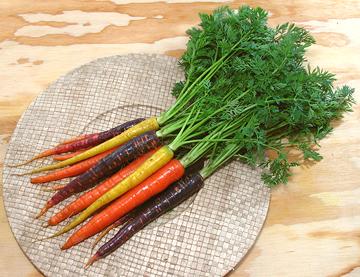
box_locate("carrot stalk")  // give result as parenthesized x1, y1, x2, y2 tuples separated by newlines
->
(36, 131, 161, 218)
(31, 148, 116, 184)
(29, 117, 158, 174)
(48, 150, 156, 226)
(53, 149, 88, 161)
(86, 173, 203, 267)
(61, 157, 183, 249)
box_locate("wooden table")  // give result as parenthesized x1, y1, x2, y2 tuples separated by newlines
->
(0, 1, 359, 276)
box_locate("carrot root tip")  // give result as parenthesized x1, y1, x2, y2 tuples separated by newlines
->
(91, 241, 99, 250)
(36, 205, 50, 219)
(7, 158, 36, 168)
(61, 241, 71, 250)
(91, 237, 102, 250)
(31, 233, 56, 244)
(7, 151, 53, 168)
(12, 171, 32, 176)
(85, 254, 99, 269)
(40, 185, 64, 192)
(40, 186, 53, 192)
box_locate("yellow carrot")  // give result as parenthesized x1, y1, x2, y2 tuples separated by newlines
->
(52, 146, 174, 237)
(29, 117, 159, 174)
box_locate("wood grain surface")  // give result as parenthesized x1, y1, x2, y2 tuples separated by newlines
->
(0, 1, 359, 276)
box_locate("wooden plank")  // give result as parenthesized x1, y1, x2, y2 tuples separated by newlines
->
(0, 1, 359, 276)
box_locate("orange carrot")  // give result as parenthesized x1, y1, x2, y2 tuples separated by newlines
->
(61, 159, 184, 249)
(53, 149, 88, 161)
(90, 209, 139, 249)
(47, 150, 156, 226)
(31, 148, 117, 184)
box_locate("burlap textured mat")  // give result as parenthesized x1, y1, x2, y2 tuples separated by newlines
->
(3, 54, 270, 277)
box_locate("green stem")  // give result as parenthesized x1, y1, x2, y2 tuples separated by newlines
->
(158, 35, 249, 125)
(200, 143, 242, 178)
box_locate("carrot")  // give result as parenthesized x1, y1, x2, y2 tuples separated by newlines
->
(53, 149, 88, 161)
(41, 184, 66, 192)
(61, 158, 184, 249)
(36, 131, 161, 218)
(91, 209, 138, 249)
(58, 134, 95, 146)
(47, 150, 156, 226)
(31, 148, 117, 184)
(86, 173, 204, 267)
(12, 118, 144, 168)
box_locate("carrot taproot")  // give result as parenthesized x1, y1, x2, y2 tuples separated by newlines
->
(58, 134, 95, 146)
(40, 184, 66, 192)
(29, 117, 158, 173)
(31, 148, 117, 184)
(86, 173, 203, 266)
(47, 150, 156, 226)
(53, 149, 88, 161)
(91, 209, 139, 249)
(36, 131, 162, 218)
(61, 158, 183, 249)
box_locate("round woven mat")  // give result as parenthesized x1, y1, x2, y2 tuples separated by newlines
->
(3, 54, 270, 277)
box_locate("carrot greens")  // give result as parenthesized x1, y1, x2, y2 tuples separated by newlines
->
(170, 7, 355, 186)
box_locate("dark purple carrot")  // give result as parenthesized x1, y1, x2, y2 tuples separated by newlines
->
(36, 131, 162, 218)
(11, 118, 145, 167)
(85, 173, 204, 267)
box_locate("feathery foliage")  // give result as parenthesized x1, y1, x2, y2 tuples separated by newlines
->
(165, 6, 354, 186)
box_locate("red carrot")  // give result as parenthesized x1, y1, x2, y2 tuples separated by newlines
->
(86, 173, 204, 267)
(47, 150, 156, 226)
(36, 131, 161, 218)
(61, 159, 184, 249)
(31, 148, 117, 184)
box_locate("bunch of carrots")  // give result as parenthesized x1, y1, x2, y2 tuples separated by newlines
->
(11, 6, 354, 268)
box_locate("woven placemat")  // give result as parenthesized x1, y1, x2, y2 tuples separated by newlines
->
(2, 54, 270, 277)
